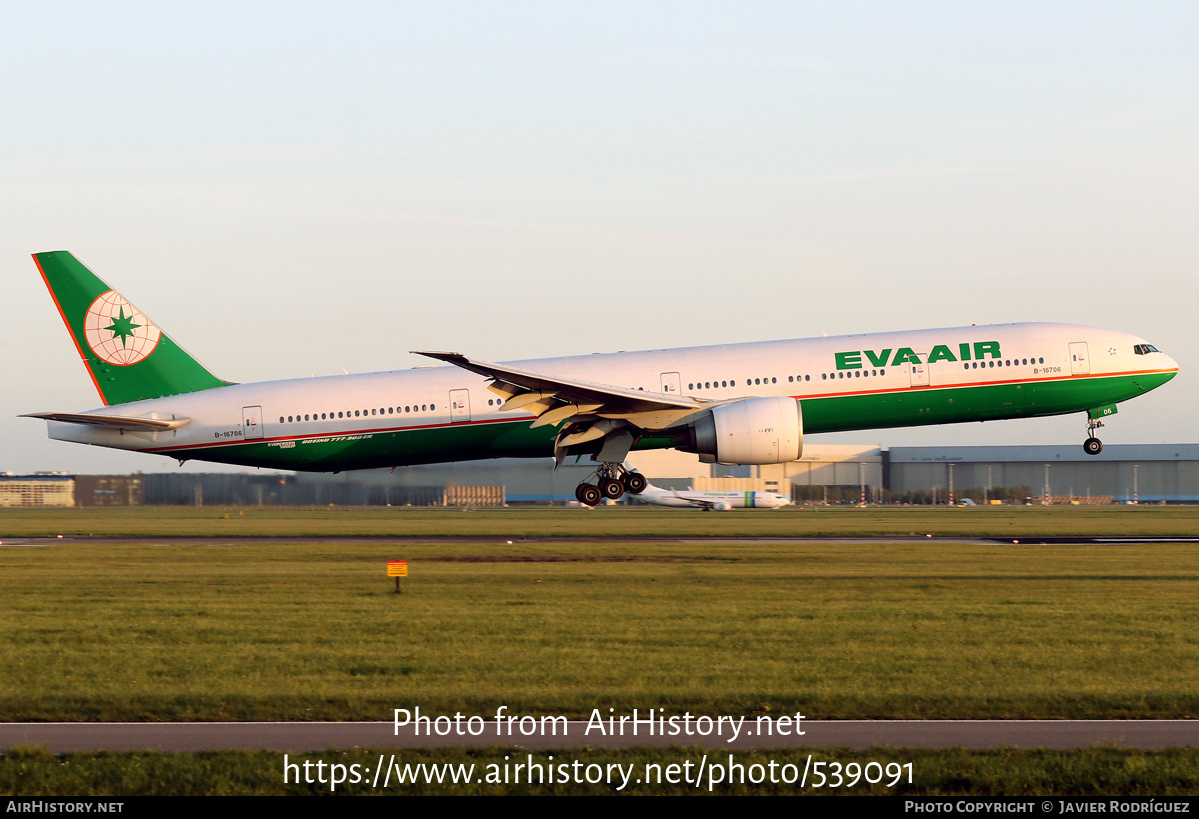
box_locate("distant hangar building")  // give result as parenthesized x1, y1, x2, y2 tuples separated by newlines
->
(4, 443, 1196, 506)
(886, 444, 1199, 504)
(361, 443, 1197, 504)
(0, 473, 74, 507)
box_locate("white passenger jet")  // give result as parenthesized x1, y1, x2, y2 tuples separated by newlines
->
(25, 252, 1178, 506)
(632, 482, 792, 511)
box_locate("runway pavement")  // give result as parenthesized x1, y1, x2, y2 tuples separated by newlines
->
(2, 720, 1196, 753)
(10, 536, 1199, 549)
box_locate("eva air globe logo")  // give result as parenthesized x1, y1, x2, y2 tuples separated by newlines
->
(83, 290, 161, 365)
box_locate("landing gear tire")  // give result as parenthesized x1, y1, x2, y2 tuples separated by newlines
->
(599, 478, 625, 500)
(576, 484, 602, 506)
(623, 472, 647, 494)
(1084, 412, 1106, 457)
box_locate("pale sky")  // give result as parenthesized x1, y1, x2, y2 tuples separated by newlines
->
(3, 2, 1195, 475)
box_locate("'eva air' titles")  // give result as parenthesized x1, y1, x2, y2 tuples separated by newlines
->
(835, 341, 1001, 370)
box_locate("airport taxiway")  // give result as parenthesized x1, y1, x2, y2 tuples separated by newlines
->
(2, 721, 1195, 753)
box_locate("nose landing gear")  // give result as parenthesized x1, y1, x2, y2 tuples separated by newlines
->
(1083, 412, 1105, 456)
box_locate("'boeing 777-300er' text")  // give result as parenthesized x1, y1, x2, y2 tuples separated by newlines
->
(25, 252, 1178, 505)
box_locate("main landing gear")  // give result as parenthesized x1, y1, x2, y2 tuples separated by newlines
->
(574, 464, 647, 506)
(1083, 415, 1104, 456)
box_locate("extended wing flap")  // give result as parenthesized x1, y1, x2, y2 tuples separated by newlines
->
(529, 402, 603, 429)
(501, 391, 559, 412)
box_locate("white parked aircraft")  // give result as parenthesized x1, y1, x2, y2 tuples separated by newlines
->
(633, 481, 792, 511)
(26, 252, 1179, 506)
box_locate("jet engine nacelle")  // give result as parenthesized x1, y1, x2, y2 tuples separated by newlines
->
(677, 396, 803, 465)
(712, 502, 733, 511)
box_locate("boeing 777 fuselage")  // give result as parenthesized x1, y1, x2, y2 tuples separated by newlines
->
(26, 252, 1179, 505)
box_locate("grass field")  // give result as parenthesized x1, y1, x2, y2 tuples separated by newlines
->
(3, 506, 1197, 796)
(2, 506, 1198, 722)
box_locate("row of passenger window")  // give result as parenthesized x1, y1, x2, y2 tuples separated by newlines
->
(279, 404, 436, 424)
(963, 357, 1044, 370)
(823, 369, 886, 380)
(688, 376, 792, 390)
(278, 354, 1053, 425)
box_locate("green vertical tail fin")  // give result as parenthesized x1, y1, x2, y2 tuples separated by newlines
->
(33, 251, 233, 406)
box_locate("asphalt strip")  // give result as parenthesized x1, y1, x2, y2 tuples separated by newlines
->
(1, 720, 1195, 753)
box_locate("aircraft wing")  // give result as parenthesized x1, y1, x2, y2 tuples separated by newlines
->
(412, 351, 701, 413)
(412, 350, 709, 464)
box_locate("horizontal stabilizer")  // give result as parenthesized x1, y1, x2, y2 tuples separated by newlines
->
(22, 412, 190, 430)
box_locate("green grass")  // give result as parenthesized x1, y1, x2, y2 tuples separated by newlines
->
(3, 746, 1198, 795)
(3, 503, 1199, 539)
(3, 536, 1198, 721)
(4, 507, 1197, 797)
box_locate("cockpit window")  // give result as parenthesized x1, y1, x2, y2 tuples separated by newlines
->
(1134, 344, 1162, 355)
